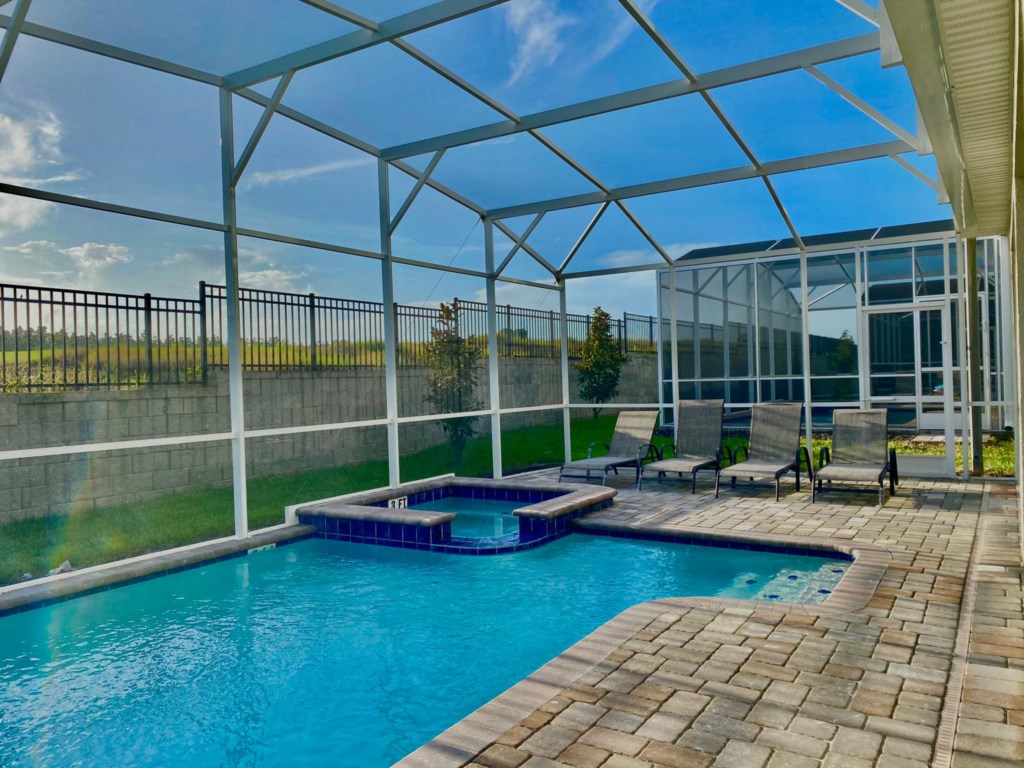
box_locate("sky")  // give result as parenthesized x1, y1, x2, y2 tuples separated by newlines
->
(0, 0, 950, 319)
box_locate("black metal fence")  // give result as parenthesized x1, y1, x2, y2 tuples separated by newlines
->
(1, 281, 656, 391)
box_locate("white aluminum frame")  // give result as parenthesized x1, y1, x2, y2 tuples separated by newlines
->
(0, 0, 976, 533)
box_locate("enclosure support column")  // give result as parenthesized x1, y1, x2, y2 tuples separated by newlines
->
(965, 237, 985, 474)
(484, 220, 503, 478)
(668, 266, 680, 430)
(378, 160, 401, 487)
(559, 279, 572, 464)
(799, 247, 813, 463)
(218, 89, 248, 538)
(0, 0, 31, 85)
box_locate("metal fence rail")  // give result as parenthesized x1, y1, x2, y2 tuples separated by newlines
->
(1, 281, 657, 391)
(1, 283, 203, 390)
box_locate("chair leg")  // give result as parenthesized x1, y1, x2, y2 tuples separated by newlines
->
(691, 471, 697, 494)
(878, 483, 883, 507)
(811, 477, 816, 503)
(795, 466, 801, 492)
(715, 471, 722, 498)
(637, 470, 643, 491)
(774, 477, 780, 502)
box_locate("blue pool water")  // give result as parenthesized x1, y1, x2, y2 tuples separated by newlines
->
(0, 535, 847, 768)
(410, 497, 521, 538)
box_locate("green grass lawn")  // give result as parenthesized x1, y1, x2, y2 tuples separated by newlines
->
(0, 415, 644, 585)
(0, 414, 1013, 586)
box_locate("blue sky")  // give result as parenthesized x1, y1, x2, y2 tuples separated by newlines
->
(0, 0, 949, 317)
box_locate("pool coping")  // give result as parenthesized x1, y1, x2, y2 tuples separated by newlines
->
(394, 525, 892, 768)
(296, 476, 617, 554)
(0, 524, 315, 617)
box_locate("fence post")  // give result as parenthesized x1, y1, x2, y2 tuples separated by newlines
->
(649, 315, 654, 348)
(620, 313, 626, 356)
(505, 304, 512, 357)
(549, 310, 556, 358)
(308, 292, 317, 369)
(198, 281, 208, 384)
(143, 292, 154, 386)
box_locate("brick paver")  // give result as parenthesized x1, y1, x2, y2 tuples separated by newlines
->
(400, 473, 1023, 768)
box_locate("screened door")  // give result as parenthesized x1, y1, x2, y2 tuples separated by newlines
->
(863, 304, 956, 477)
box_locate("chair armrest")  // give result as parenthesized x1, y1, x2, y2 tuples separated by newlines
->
(587, 442, 610, 459)
(636, 442, 658, 463)
(797, 445, 812, 479)
(818, 446, 831, 468)
(734, 445, 749, 463)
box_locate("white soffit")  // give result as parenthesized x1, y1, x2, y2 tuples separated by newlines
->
(886, 0, 1013, 236)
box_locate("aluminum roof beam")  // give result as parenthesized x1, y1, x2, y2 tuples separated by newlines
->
(558, 203, 609, 274)
(225, 0, 509, 89)
(231, 71, 294, 187)
(803, 64, 919, 148)
(388, 149, 446, 235)
(833, 0, 881, 26)
(382, 39, 617, 275)
(487, 139, 914, 219)
(0, 0, 30, 84)
(380, 33, 881, 161)
(495, 213, 544, 276)
(0, 14, 224, 86)
(297, 0, 379, 31)
(618, 0, 805, 250)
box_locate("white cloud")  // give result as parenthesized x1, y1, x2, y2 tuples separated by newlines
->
(600, 241, 719, 268)
(60, 242, 133, 268)
(577, 0, 661, 73)
(238, 267, 308, 292)
(505, 0, 576, 85)
(0, 106, 83, 186)
(0, 110, 60, 176)
(0, 194, 54, 233)
(0, 103, 81, 235)
(3, 239, 59, 256)
(247, 156, 374, 188)
(0, 272, 44, 286)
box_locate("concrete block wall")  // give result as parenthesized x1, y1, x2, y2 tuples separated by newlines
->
(0, 357, 657, 521)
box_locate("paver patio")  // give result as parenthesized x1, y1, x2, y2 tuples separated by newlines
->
(400, 471, 1023, 768)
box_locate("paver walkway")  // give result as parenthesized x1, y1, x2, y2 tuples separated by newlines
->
(400, 472, 1022, 768)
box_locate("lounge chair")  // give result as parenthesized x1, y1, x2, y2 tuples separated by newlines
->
(715, 402, 807, 501)
(638, 400, 726, 492)
(559, 410, 659, 485)
(813, 408, 896, 506)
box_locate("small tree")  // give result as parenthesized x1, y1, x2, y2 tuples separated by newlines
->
(576, 306, 626, 419)
(424, 300, 483, 467)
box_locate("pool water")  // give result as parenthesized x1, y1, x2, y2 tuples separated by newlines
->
(0, 535, 847, 768)
(410, 497, 521, 538)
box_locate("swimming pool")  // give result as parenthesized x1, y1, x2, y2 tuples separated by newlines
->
(0, 534, 848, 767)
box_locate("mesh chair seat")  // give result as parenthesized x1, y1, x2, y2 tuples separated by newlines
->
(715, 403, 804, 502)
(637, 400, 723, 493)
(718, 459, 796, 479)
(813, 408, 893, 506)
(815, 462, 887, 483)
(559, 410, 659, 486)
(562, 455, 637, 473)
(643, 454, 718, 475)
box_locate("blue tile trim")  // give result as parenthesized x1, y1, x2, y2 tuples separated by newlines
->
(574, 526, 853, 562)
(0, 533, 316, 619)
(300, 497, 609, 556)
(366, 484, 569, 510)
